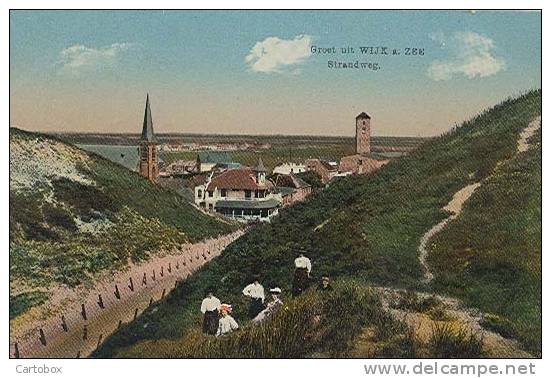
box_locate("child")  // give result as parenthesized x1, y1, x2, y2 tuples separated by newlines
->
(216, 304, 239, 337)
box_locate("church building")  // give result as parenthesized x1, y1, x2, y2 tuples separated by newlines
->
(138, 94, 159, 182)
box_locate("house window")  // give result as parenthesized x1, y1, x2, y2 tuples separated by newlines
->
(208, 191, 214, 197)
(220, 189, 227, 197)
(197, 189, 203, 198)
(245, 190, 252, 199)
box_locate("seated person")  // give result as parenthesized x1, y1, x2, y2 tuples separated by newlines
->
(317, 275, 334, 291)
(253, 287, 283, 323)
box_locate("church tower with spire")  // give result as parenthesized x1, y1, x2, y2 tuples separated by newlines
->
(138, 94, 158, 182)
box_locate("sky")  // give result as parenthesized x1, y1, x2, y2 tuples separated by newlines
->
(10, 10, 541, 137)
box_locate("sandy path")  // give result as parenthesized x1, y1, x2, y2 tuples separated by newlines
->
(418, 183, 481, 283)
(518, 116, 541, 153)
(400, 116, 541, 357)
(375, 287, 532, 358)
(10, 229, 246, 358)
(419, 116, 541, 283)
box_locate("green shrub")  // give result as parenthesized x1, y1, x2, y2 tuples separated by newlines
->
(10, 291, 49, 319)
(481, 314, 516, 339)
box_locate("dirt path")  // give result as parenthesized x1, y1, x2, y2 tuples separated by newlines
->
(418, 183, 481, 283)
(395, 116, 542, 357)
(351, 116, 542, 358)
(9, 229, 246, 358)
(374, 287, 532, 358)
(419, 116, 541, 283)
(518, 116, 541, 153)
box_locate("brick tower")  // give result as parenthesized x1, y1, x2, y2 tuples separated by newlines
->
(355, 112, 371, 155)
(139, 94, 158, 182)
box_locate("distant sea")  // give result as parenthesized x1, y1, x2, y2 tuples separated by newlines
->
(78, 144, 140, 171)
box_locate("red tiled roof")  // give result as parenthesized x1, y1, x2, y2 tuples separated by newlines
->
(187, 173, 209, 188)
(207, 168, 273, 191)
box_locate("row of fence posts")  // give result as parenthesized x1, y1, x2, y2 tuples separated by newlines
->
(10, 235, 234, 358)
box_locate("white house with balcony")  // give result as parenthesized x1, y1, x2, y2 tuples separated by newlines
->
(194, 159, 280, 222)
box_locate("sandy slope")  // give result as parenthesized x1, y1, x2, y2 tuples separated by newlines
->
(373, 287, 532, 358)
(10, 229, 245, 358)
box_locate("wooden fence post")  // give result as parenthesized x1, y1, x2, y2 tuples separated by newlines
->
(152, 270, 156, 281)
(39, 328, 47, 346)
(76, 350, 81, 358)
(14, 342, 20, 358)
(61, 315, 68, 332)
(97, 334, 103, 349)
(149, 297, 153, 306)
(83, 325, 88, 340)
(134, 308, 138, 320)
(142, 272, 147, 286)
(160, 266, 164, 277)
(129, 277, 135, 292)
(114, 285, 121, 299)
(161, 288, 166, 299)
(97, 294, 105, 309)
(176, 261, 179, 270)
(117, 319, 123, 329)
(168, 262, 172, 273)
(81, 304, 87, 320)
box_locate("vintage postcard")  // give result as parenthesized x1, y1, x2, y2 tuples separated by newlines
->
(8, 8, 542, 366)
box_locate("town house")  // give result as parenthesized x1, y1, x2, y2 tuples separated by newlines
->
(194, 159, 280, 222)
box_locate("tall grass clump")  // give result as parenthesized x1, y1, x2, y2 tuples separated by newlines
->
(427, 324, 484, 358)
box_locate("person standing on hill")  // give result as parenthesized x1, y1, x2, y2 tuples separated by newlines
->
(201, 291, 221, 335)
(242, 277, 265, 319)
(292, 252, 312, 297)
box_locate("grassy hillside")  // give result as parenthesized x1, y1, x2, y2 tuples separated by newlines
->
(95, 90, 541, 357)
(115, 281, 393, 358)
(429, 125, 541, 354)
(10, 128, 236, 314)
